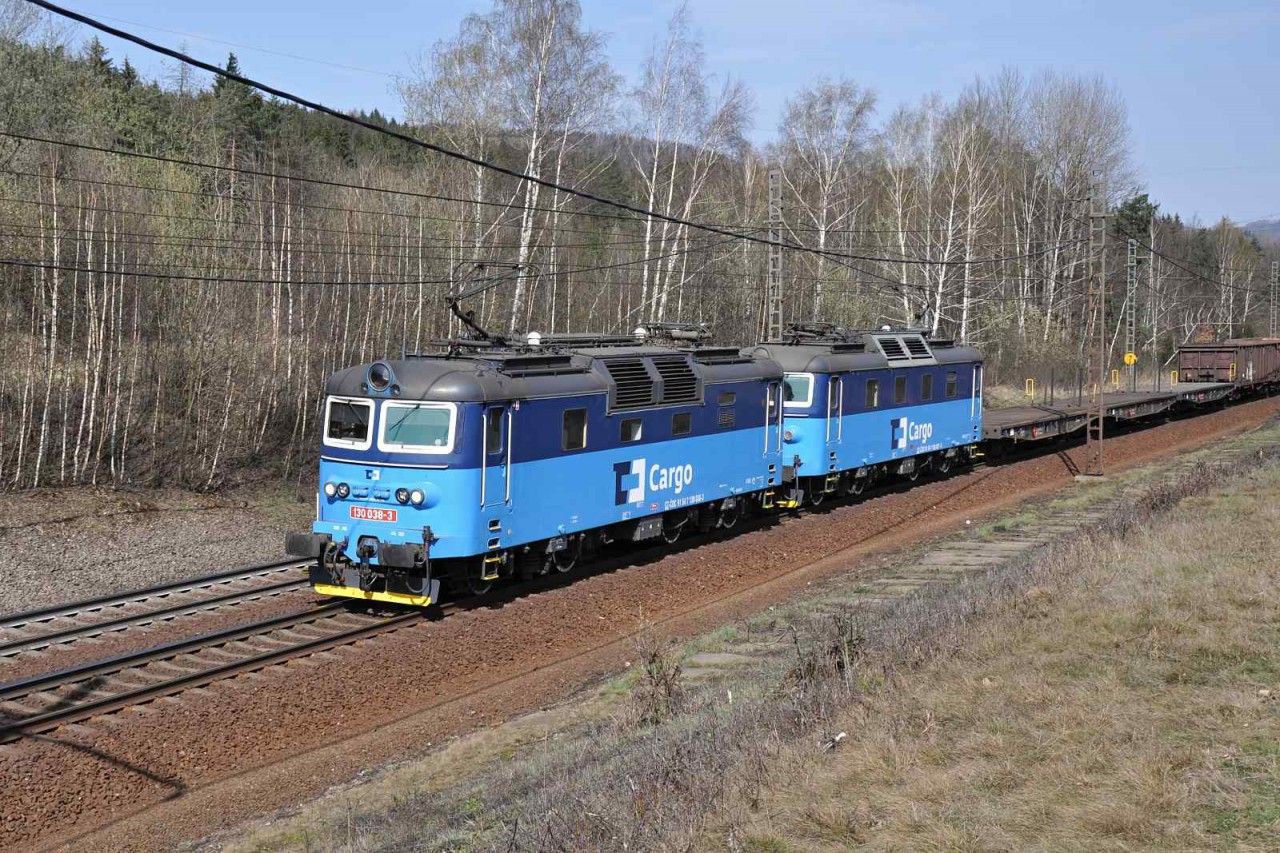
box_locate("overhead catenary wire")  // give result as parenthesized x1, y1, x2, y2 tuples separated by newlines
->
(0, 231, 740, 289)
(19, 1, 1081, 270)
(1, 129, 1053, 239)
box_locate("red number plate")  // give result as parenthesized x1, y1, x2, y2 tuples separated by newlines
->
(349, 505, 398, 523)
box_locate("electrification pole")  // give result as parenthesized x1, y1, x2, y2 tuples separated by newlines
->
(1085, 172, 1108, 476)
(1126, 237, 1138, 391)
(765, 168, 784, 341)
(1271, 260, 1278, 338)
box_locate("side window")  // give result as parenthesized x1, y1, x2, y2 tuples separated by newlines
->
(561, 408, 587, 451)
(946, 371, 958, 398)
(620, 418, 643, 443)
(921, 373, 934, 401)
(894, 375, 907, 405)
(865, 379, 879, 408)
(485, 408, 503, 454)
(672, 411, 692, 435)
(717, 391, 736, 406)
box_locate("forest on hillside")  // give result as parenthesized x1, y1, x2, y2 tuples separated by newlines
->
(0, 0, 1275, 490)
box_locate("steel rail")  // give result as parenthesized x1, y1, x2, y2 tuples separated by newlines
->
(0, 604, 420, 742)
(0, 558, 307, 630)
(0, 575, 309, 657)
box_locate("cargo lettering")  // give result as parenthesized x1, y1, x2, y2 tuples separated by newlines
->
(890, 417, 934, 450)
(649, 462, 694, 495)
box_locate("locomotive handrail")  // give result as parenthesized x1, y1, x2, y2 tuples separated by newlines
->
(837, 376, 844, 441)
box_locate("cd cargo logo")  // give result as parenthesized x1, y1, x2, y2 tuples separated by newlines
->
(614, 458, 696, 505)
(614, 458, 646, 505)
(890, 416, 934, 450)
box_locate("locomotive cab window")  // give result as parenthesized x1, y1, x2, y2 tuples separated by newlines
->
(672, 412, 692, 435)
(717, 391, 736, 406)
(378, 401, 457, 454)
(865, 379, 879, 408)
(783, 373, 814, 408)
(946, 371, 958, 398)
(894, 375, 907, 405)
(376, 399, 458, 450)
(620, 418, 643, 443)
(323, 397, 373, 451)
(562, 408, 587, 451)
(485, 408, 503, 454)
(921, 373, 934, 401)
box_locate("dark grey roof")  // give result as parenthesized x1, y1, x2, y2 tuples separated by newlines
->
(751, 339, 981, 373)
(324, 345, 783, 405)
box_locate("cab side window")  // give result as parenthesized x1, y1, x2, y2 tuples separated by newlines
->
(921, 373, 934, 401)
(865, 379, 880, 408)
(946, 371, 958, 398)
(485, 408, 504, 454)
(562, 408, 587, 450)
(894, 375, 907, 405)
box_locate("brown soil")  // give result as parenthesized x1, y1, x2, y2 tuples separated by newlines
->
(3, 398, 1277, 852)
(0, 582, 315, 684)
(0, 484, 312, 614)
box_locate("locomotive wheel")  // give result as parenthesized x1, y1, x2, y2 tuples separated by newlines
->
(905, 463, 921, 482)
(717, 499, 744, 530)
(936, 454, 953, 475)
(661, 513, 687, 544)
(467, 558, 495, 597)
(845, 476, 866, 497)
(806, 482, 827, 507)
(550, 536, 581, 574)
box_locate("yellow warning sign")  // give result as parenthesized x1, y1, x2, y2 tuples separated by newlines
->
(1123, 352, 1137, 366)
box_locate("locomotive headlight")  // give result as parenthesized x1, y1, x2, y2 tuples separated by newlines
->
(323, 482, 338, 498)
(336, 482, 351, 499)
(409, 488, 425, 506)
(368, 361, 393, 392)
(395, 487, 410, 504)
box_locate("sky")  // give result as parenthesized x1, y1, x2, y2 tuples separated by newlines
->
(49, 0, 1280, 225)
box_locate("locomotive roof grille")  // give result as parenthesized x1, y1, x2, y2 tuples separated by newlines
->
(605, 359, 655, 409)
(876, 336, 908, 361)
(904, 336, 931, 358)
(874, 334, 936, 365)
(652, 354, 700, 404)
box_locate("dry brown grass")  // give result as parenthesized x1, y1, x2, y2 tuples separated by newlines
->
(217, 433, 1280, 853)
(722, 468, 1280, 852)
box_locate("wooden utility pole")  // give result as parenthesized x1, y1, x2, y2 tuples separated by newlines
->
(1085, 172, 1108, 476)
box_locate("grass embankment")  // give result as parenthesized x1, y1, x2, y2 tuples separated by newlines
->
(220, 431, 1280, 852)
(729, 468, 1280, 850)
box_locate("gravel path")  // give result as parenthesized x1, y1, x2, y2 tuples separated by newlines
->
(0, 486, 313, 615)
(3, 399, 1279, 851)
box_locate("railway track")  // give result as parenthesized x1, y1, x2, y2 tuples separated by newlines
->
(0, 559, 310, 658)
(0, 602, 421, 743)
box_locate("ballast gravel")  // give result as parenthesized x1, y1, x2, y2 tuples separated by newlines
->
(3, 398, 1280, 851)
(0, 486, 313, 615)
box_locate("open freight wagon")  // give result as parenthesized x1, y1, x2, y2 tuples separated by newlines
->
(1177, 338, 1280, 388)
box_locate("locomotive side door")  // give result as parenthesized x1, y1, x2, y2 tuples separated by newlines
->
(481, 405, 512, 509)
(825, 374, 844, 458)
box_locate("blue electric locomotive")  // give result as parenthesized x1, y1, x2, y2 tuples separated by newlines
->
(752, 325, 983, 502)
(287, 334, 789, 606)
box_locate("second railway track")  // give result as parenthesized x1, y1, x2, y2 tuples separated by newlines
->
(0, 602, 421, 743)
(0, 559, 311, 657)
